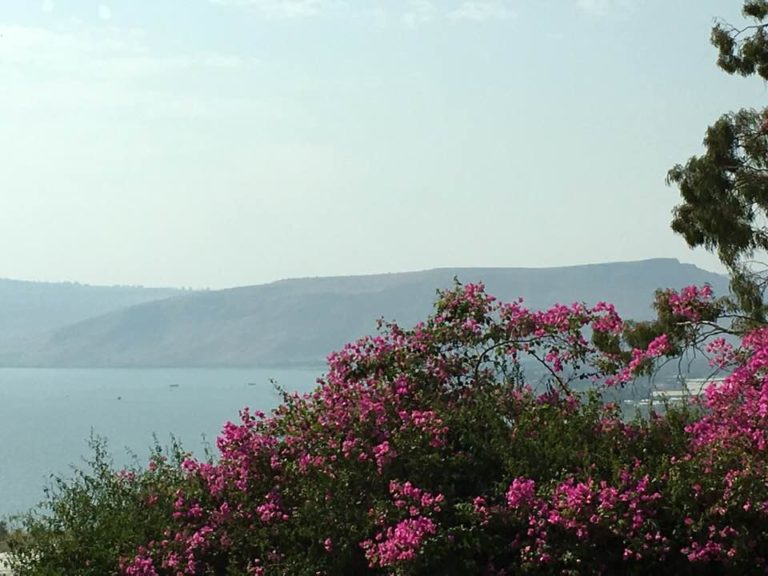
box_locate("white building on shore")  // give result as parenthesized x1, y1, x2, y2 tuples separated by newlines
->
(650, 378, 725, 403)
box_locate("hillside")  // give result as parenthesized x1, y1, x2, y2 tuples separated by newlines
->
(15, 259, 729, 368)
(0, 279, 180, 364)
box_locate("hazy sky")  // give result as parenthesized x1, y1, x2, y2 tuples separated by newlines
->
(0, 0, 761, 288)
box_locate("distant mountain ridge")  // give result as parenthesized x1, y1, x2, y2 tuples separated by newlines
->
(3, 259, 730, 368)
(0, 278, 180, 364)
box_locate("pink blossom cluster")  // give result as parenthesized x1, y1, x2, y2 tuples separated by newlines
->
(706, 337, 736, 368)
(666, 284, 714, 321)
(607, 334, 671, 386)
(487, 470, 667, 569)
(115, 282, 768, 575)
(361, 481, 444, 567)
(688, 326, 768, 453)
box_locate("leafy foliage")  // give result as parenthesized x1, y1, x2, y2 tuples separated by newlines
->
(0, 521, 10, 553)
(669, 1, 768, 321)
(7, 436, 190, 576)
(11, 282, 768, 575)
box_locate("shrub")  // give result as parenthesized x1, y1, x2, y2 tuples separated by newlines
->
(14, 283, 768, 575)
(8, 436, 190, 576)
(0, 521, 10, 553)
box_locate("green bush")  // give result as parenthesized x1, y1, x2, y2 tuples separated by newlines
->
(11, 283, 768, 575)
(7, 436, 191, 576)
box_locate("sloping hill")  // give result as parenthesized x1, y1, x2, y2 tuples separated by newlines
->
(21, 259, 729, 368)
(0, 279, 180, 364)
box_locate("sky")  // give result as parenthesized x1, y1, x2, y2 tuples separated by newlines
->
(0, 0, 762, 288)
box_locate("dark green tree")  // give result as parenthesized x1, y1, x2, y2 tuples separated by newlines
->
(0, 520, 9, 552)
(668, 1, 768, 323)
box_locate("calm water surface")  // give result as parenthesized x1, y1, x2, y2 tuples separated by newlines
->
(0, 368, 321, 518)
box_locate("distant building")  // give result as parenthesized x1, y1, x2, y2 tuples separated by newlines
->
(650, 378, 726, 404)
(621, 378, 727, 409)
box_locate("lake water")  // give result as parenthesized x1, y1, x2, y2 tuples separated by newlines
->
(0, 368, 322, 519)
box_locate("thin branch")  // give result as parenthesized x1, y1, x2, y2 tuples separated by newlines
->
(528, 350, 570, 396)
(721, 21, 768, 40)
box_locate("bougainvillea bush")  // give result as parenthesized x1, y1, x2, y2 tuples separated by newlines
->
(11, 283, 768, 575)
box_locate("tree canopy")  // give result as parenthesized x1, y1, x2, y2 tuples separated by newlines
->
(668, 0, 768, 321)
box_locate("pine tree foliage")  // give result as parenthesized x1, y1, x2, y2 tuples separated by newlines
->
(669, 1, 768, 322)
